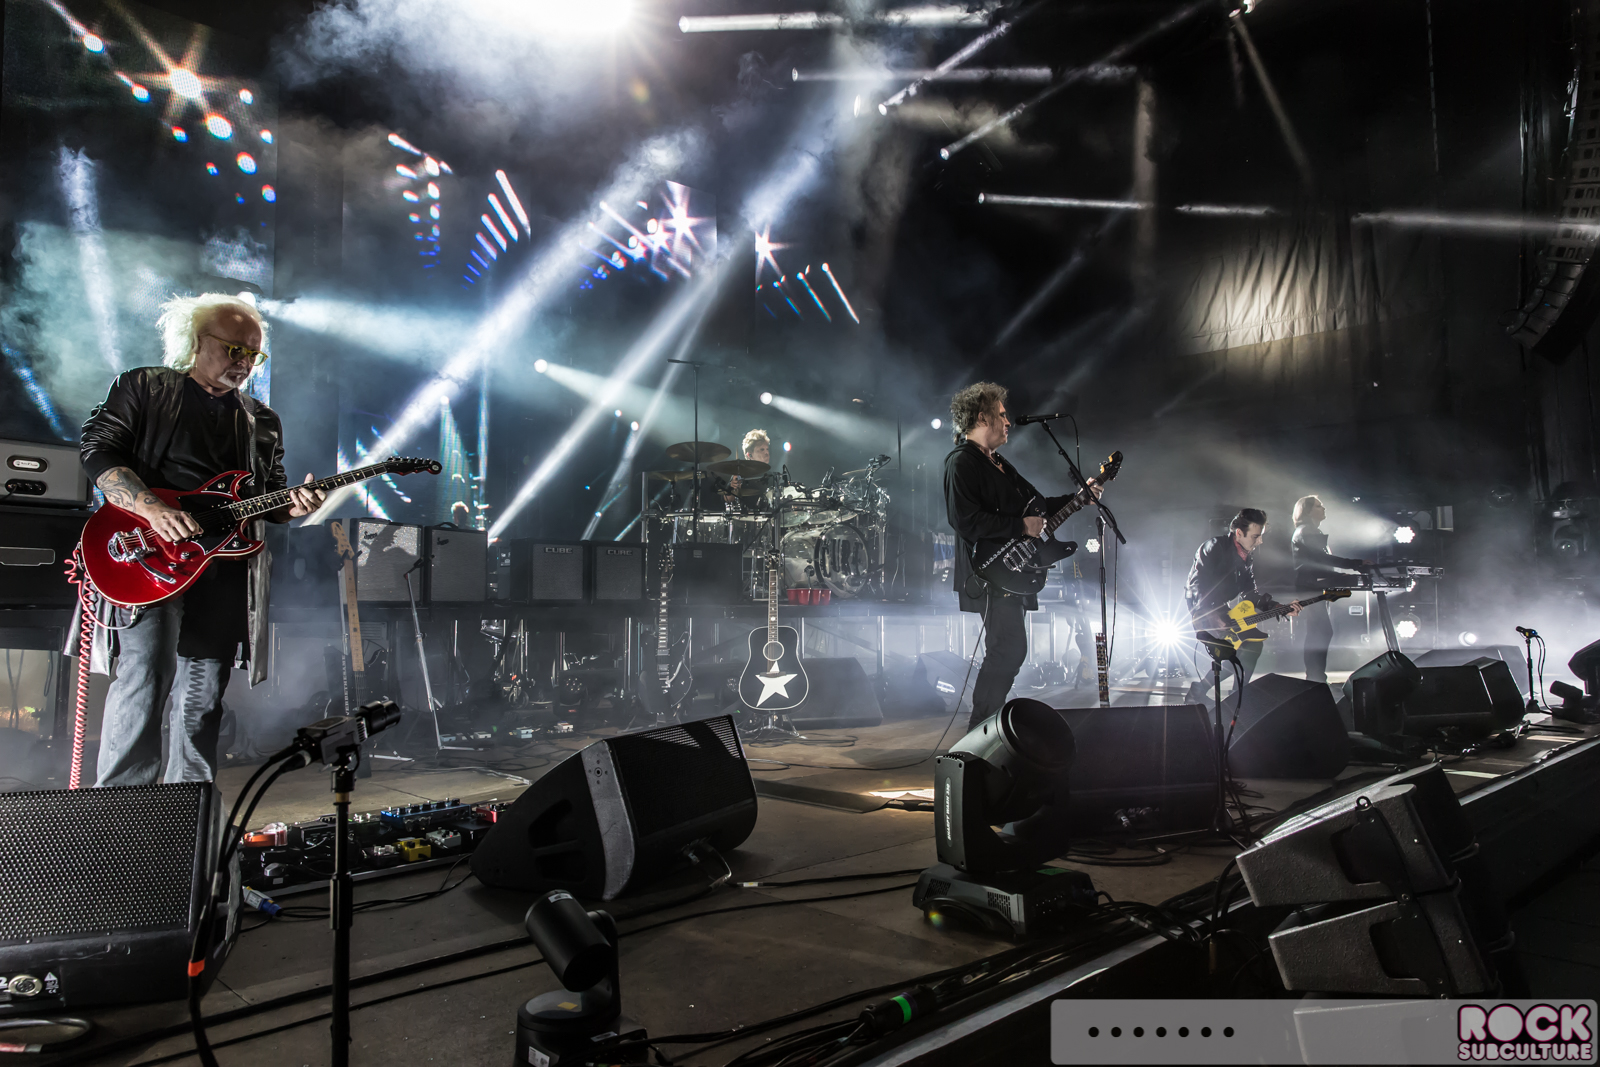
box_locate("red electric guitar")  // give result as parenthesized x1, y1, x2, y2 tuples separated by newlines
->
(78, 457, 442, 607)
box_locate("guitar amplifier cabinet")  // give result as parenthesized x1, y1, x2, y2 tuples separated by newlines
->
(669, 543, 746, 605)
(354, 520, 425, 604)
(590, 543, 645, 602)
(428, 526, 486, 603)
(0, 504, 87, 608)
(1, 439, 88, 506)
(0, 782, 236, 1007)
(530, 542, 585, 603)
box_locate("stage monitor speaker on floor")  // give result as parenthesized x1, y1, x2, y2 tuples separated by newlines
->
(1401, 658, 1525, 736)
(354, 519, 425, 604)
(914, 651, 975, 716)
(471, 715, 757, 899)
(0, 782, 235, 1007)
(1414, 645, 1530, 695)
(427, 525, 486, 603)
(1568, 637, 1600, 695)
(0, 504, 87, 608)
(589, 543, 645, 602)
(1056, 705, 1218, 836)
(1230, 674, 1350, 779)
(786, 657, 884, 729)
(669, 544, 746, 605)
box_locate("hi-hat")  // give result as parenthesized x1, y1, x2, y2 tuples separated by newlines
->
(647, 469, 706, 482)
(708, 459, 771, 478)
(665, 440, 731, 463)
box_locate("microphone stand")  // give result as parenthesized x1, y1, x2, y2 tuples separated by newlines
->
(1194, 630, 1254, 849)
(1034, 419, 1125, 706)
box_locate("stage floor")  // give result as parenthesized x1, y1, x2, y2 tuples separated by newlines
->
(24, 707, 1600, 1066)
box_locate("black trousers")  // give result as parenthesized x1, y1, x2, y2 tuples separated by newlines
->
(968, 593, 1030, 731)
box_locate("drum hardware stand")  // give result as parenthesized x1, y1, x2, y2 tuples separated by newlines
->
(667, 357, 707, 541)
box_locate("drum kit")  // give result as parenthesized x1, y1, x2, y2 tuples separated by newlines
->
(642, 442, 892, 600)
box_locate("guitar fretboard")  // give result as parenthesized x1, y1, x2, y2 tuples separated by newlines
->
(194, 463, 397, 529)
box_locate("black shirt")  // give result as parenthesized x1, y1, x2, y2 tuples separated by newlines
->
(159, 377, 246, 491)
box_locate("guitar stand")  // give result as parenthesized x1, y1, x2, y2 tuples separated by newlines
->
(738, 709, 805, 743)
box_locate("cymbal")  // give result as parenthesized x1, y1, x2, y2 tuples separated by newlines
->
(708, 459, 770, 478)
(665, 440, 731, 463)
(646, 469, 704, 482)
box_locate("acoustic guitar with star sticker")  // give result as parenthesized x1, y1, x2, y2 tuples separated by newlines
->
(737, 549, 809, 712)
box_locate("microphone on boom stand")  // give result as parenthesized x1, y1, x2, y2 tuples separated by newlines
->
(1012, 412, 1069, 426)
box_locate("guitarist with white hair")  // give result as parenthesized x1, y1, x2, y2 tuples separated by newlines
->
(77, 293, 326, 787)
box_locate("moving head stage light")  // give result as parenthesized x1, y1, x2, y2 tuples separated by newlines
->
(913, 699, 1096, 937)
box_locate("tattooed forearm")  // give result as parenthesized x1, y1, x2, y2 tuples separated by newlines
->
(97, 467, 163, 512)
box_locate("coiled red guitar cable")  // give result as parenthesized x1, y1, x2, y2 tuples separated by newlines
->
(63, 549, 98, 790)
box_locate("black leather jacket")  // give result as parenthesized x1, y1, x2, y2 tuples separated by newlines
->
(79, 367, 287, 684)
(944, 441, 1072, 612)
(81, 367, 287, 495)
(1185, 533, 1273, 629)
(1291, 525, 1365, 592)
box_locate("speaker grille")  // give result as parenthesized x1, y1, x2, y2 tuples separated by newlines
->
(0, 783, 202, 938)
(592, 544, 644, 601)
(531, 543, 584, 602)
(355, 520, 424, 602)
(609, 718, 750, 840)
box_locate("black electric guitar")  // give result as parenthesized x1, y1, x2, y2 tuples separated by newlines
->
(737, 550, 809, 712)
(1220, 589, 1353, 649)
(968, 451, 1123, 597)
(638, 547, 692, 719)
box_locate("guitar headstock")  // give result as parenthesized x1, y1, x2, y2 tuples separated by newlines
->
(330, 520, 354, 561)
(386, 456, 444, 476)
(1325, 588, 1353, 601)
(1097, 451, 1123, 485)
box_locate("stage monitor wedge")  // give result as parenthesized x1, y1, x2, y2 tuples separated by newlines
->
(1057, 705, 1217, 836)
(1230, 674, 1350, 779)
(471, 715, 756, 899)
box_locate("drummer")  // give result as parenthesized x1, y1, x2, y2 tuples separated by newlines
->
(725, 429, 778, 505)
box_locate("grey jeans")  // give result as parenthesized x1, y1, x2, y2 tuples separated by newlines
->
(96, 598, 231, 787)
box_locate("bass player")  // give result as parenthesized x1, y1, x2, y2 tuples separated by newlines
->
(1184, 508, 1300, 689)
(77, 294, 326, 787)
(944, 382, 1100, 730)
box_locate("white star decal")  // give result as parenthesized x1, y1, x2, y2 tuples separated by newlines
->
(754, 671, 798, 706)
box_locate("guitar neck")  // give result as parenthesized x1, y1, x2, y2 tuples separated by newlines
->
(1246, 591, 1338, 626)
(768, 564, 779, 644)
(214, 463, 396, 523)
(1041, 484, 1096, 538)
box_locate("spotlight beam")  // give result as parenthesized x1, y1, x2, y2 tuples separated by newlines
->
(679, 6, 994, 33)
(991, 211, 1126, 351)
(879, 1, 1042, 113)
(978, 193, 1279, 217)
(939, 0, 1208, 160)
(311, 132, 697, 520)
(819, 263, 859, 324)
(487, 260, 723, 541)
(581, 362, 686, 540)
(795, 271, 831, 321)
(56, 147, 122, 371)
(1231, 17, 1314, 191)
(796, 66, 1056, 84)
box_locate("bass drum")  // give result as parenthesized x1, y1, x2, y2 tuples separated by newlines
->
(779, 524, 873, 598)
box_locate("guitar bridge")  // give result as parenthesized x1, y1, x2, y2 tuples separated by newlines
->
(107, 530, 156, 563)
